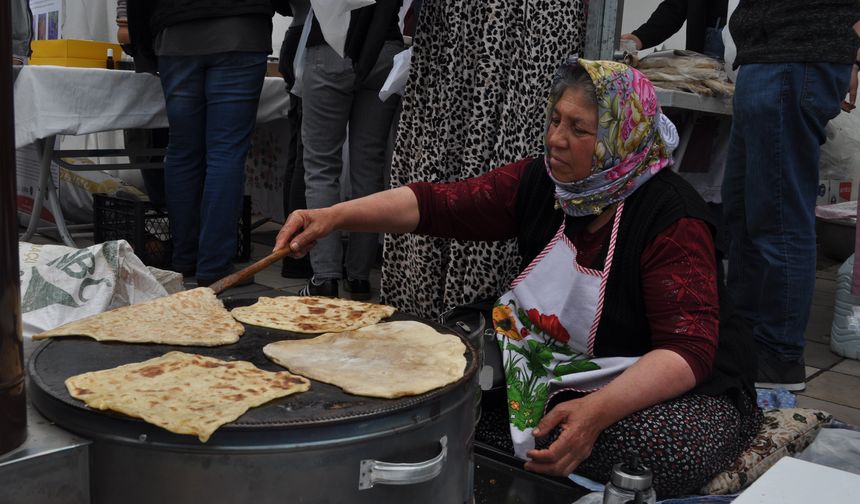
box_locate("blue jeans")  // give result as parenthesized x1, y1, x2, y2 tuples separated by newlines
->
(722, 63, 850, 362)
(158, 52, 267, 280)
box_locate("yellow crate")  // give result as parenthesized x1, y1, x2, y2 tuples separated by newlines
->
(31, 39, 122, 61)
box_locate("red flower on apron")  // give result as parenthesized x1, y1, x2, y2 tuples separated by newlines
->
(526, 308, 571, 344)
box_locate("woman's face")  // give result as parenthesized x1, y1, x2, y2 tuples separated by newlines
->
(546, 87, 598, 183)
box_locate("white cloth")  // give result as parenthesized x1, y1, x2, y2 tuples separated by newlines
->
(657, 113, 680, 153)
(309, 0, 375, 57)
(14, 65, 291, 148)
(379, 47, 412, 102)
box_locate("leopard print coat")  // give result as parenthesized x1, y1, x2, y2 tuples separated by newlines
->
(381, 0, 586, 318)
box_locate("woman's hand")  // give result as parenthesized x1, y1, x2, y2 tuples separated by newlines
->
(117, 18, 130, 45)
(620, 33, 643, 51)
(524, 396, 606, 477)
(524, 349, 697, 478)
(273, 187, 421, 257)
(274, 207, 338, 257)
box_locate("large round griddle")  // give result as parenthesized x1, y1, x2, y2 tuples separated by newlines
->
(28, 297, 477, 447)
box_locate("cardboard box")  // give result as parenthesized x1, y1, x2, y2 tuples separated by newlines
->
(30, 40, 122, 68)
(817, 179, 854, 205)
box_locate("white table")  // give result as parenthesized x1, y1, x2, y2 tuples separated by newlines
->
(13, 65, 290, 247)
(733, 457, 860, 504)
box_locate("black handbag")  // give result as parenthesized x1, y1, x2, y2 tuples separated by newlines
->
(438, 299, 505, 393)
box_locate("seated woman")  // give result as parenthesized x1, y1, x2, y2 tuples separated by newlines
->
(274, 57, 762, 498)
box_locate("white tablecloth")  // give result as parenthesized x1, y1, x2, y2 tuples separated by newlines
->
(14, 65, 290, 149)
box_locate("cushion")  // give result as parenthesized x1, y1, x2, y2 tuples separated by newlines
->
(700, 408, 832, 495)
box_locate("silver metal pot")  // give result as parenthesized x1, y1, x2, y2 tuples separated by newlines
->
(29, 312, 478, 504)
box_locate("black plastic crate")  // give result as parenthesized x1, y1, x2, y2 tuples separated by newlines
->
(93, 194, 252, 269)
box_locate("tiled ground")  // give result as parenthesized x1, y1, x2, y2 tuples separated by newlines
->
(23, 221, 860, 425)
(797, 256, 860, 425)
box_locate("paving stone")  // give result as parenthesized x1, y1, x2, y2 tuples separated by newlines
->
(801, 371, 860, 409)
(832, 359, 860, 378)
(805, 303, 834, 344)
(805, 366, 820, 379)
(811, 278, 837, 307)
(804, 341, 843, 369)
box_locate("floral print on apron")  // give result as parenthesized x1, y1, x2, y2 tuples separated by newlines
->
(493, 201, 640, 459)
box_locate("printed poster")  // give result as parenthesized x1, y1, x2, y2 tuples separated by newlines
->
(29, 0, 62, 40)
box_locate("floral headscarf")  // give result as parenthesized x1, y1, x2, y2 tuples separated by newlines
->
(545, 57, 679, 216)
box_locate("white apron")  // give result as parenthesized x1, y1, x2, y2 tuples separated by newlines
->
(493, 201, 639, 459)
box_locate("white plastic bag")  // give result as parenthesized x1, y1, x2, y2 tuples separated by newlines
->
(19, 240, 169, 338)
(379, 47, 412, 102)
(820, 111, 860, 184)
(795, 427, 860, 476)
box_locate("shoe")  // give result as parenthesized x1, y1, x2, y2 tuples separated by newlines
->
(755, 355, 806, 392)
(299, 277, 338, 297)
(343, 278, 371, 301)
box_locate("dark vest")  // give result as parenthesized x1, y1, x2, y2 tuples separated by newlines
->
(515, 159, 756, 413)
(150, 0, 274, 35)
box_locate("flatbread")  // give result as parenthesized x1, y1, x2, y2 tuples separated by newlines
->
(263, 320, 467, 398)
(65, 351, 310, 442)
(33, 288, 244, 346)
(231, 296, 395, 334)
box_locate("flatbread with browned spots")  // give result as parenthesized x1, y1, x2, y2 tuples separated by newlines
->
(33, 288, 244, 346)
(263, 321, 466, 398)
(230, 296, 395, 334)
(65, 351, 310, 442)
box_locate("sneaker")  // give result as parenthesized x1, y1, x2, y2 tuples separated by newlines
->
(343, 278, 371, 301)
(755, 355, 806, 392)
(298, 277, 338, 297)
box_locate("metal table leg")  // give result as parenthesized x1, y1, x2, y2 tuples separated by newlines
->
(670, 110, 698, 172)
(19, 136, 77, 247)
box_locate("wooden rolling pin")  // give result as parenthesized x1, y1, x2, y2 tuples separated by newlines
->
(207, 248, 292, 295)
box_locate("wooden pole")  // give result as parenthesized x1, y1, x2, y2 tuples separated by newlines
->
(0, 0, 28, 455)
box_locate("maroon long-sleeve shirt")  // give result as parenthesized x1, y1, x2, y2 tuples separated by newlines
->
(407, 159, 719, 383)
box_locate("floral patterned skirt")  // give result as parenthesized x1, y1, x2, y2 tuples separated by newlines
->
(476, 391, 762, 498)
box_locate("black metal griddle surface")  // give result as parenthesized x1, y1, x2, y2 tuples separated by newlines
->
(28, 297, 476, 432)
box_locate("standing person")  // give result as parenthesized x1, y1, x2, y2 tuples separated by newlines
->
(127, 0, 283, 285)
(621, 0, 728, 58)
(722, 0, 860, 390)
(11, 0, 32, 64)
(382, 1, 586, 319)
(277, 0, 313, 279)
(299, 0, 404, 299)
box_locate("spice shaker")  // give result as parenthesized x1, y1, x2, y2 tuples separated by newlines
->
(603, 452, 656, 504)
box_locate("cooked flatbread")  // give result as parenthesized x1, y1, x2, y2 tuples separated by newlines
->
(33, 288, 244, 346)
(231, 296, 395, 334)
(65, 351, 310, 442)
(263, 320, 466, 398)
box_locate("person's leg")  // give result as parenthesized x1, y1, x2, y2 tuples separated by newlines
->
(158, 56, 207, 276)
(577, 394, 762, 498)
(722, 67, 766, 331)
(345, 41, 402, 294)
(196, 51, 267, 282)
(726, 63, 849, 387)
(281, 94, 312, 278)
(301, 44, 355, 287)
